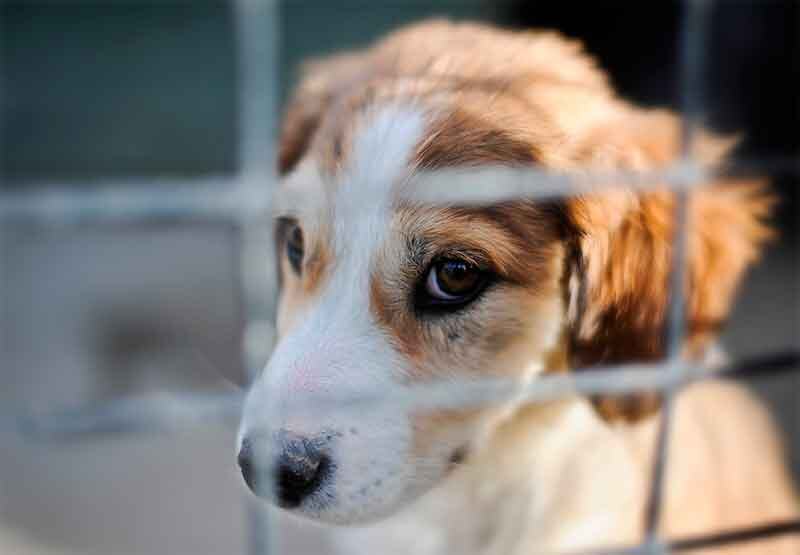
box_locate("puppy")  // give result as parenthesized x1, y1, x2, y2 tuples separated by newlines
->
(237, 20, 799, 554)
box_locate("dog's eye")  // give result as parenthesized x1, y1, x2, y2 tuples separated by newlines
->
(285, 224, 304, 274)
(420, 259, 488, 308)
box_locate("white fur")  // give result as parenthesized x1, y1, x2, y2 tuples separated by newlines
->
(239, 105, 445, 523)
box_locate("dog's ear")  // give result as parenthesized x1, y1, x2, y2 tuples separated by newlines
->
(563, 109, 774, 422)
(278, 52, 368, 175)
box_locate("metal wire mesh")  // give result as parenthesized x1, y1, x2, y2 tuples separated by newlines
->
(2, 0, 798, 554)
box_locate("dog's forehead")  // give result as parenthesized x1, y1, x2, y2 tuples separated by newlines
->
(277, 104, 428, 242)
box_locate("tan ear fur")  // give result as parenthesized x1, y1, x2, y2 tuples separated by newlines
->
(565, 110, 774, 422)
(277, 52, 368, 175)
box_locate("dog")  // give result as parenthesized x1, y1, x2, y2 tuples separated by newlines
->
(237, 20, 799, 554)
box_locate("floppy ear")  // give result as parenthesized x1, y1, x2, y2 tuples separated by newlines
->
(564, 109, 774, 422)
(277, 52, 368, 175)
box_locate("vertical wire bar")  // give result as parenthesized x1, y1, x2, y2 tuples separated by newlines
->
(233, 1, 280, 554)
(237, 0, 279, 180)
(0, 4, 6, 377)
(0, 2, 4, 186)
(643, 1, 713, 552)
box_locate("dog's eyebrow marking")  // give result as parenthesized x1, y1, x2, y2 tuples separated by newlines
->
(414, 108, 539, 170)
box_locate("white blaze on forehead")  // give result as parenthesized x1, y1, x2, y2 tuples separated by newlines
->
(343, 103, 428, 198)
(324, 103, 427, 363)
(240, 105, 497, 521)
(273, 103, 428, 268)
(273, 103, 427, 233)
(321, 102, 427, 361)
(238, 106, 431, 521)
(321, 103, 428, 330)
(243, 104, 428, 434)
(333, 104, 428, 248)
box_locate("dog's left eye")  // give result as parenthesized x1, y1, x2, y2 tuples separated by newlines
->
(419, 259, 489, 308)
(285, 223, 304, 275)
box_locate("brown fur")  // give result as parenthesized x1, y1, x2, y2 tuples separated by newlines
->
(564, 114, 773, 419)
(369, 203, 564, 376)
(277, 20, 773, 420)
(271, 20, 796, 554)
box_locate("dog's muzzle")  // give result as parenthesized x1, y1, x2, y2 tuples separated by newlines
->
(238, 430, 333, 508)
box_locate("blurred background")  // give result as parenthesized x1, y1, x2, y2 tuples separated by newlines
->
(1, 1, 797, 554)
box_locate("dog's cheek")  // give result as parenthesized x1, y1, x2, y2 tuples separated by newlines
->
(410, 408, 484, 471)
(430, 287, 563, 377)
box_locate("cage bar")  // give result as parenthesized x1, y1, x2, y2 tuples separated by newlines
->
(233, 1, 281, 554)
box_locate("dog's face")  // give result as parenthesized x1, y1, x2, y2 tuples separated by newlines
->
(237, 21, 770, 525)
(238, 104, 566, 523)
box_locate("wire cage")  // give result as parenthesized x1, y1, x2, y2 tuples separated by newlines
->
(1, 1, 798, 554)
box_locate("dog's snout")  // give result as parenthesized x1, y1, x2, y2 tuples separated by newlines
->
(277, 435, 330, 508)
(238, 431, 331, 509)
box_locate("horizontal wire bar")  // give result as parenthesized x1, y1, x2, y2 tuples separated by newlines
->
(18, 391, 244, 440)
(3, 157, 796, 227)
(0, 177, 270, 225)
(18, 350, 798, 441)
(404, 156, 800, 209)
(398, 350, 799, 415)
(399, 163, 707, 206)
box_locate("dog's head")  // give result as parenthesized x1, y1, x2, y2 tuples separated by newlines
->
(237, 21, 772, 524)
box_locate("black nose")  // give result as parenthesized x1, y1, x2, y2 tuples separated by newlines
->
(238, 432, 331, 508)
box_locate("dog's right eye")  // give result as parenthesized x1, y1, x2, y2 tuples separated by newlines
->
(285, 224, 304, 275)
(415, 258, 491, 313)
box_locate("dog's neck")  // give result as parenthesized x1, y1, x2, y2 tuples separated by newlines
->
(335, 336, 658, 554)
(336, 395, 648, 555)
